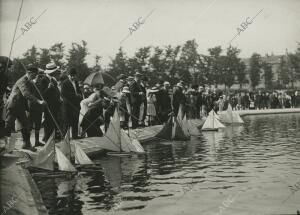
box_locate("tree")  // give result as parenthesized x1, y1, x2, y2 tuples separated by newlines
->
(149, 46, 165, 84)
(287, 52, 299, 88)
(50, 43, 66, 69)
(39, 48, 51, 69)
(278, 56, 290, 88)
(262, 61, 273, 89)
(178, 40, 199, 84)
(164, 45, 181, 85)
(249, 53, 262, 90)
(22, 45, 39, 67)
(107, 47, 129, 85)
(236, 61, 246, 89)
(67, 40, 90, 81)
(223, 46, 242, 89)
(207, 46, 223, 87)
(126, 46, 151, 83)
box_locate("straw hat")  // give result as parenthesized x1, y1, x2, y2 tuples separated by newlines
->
(122, 86, 130, 93)
(45, 62, 60, 74)
(176, 82, 183, 88)
(163, 81, 170, 86)
(149, 87, 159, 93)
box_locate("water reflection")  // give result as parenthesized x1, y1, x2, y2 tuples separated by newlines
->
(33, 114, 300, 215)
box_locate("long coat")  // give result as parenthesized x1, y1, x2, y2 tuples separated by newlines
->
(129, 81, 143, 106)
(6, 75, 39, 111)
(61, 78, 82, 120)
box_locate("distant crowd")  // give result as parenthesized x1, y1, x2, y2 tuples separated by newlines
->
(1, 56, 300, 152)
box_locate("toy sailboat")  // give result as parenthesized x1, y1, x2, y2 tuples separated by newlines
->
(60, 128, 94, 165)
(176, 105, 191, 138)
(221, 104, 244, 124)
(107, 109, 145, 156)
(156, 105, 191, 141)
(32, 132, 76, 172)
(202, 110, 225, 131)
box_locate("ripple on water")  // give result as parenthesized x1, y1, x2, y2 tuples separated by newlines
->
(33, 113, 300, 215)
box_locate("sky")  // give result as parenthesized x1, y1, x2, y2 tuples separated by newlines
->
(0, 0, 299, 67)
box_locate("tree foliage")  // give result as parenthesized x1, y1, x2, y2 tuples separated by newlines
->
(249, 53, 262, 89)
(262, 62, 273, 89)
(67, 40, 90, 81)
(6, 40, 300, 90)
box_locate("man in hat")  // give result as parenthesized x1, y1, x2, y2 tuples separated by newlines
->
(158, 81, 172, 123)
(196, 86, 205, 118)
(28, 66, 47, 146)
(129, 72, 143, 128)
(140, 76, 148, 126)
(0, 56, 12, 138)
(5, 66, 46, 151)
(61, 68, 82, 139)
(41, 62, 62, 142)
(115, 74, 127, 93)
(127, 76, 134, 86)
(172, 82, 186, 116)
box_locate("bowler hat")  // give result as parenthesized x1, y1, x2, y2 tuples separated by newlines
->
(135, 72, 141, 77)
(27, 65, 38, 74)
(69, 68, 77, 76)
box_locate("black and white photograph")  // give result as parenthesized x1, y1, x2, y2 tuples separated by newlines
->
(0, 0, 300, 214)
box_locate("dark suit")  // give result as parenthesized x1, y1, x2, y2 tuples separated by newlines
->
(61, 78, 82, 138)
(129, 80, 142, 128)
(140, 83, 147, 123)
(42, 75, 62, 142)
(172, 87, 185, 116)
(5, 75, 40, 145)
(29, 74, 46, 131)
(158, 89, 172, 123)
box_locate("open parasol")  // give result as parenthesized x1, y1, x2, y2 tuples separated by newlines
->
(83, 72, 104, 86)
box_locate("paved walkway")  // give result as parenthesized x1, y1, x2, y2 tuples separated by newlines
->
(236, 108, 300, 116)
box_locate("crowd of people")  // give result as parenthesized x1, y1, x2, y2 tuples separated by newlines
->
(1, 56, 300, 152)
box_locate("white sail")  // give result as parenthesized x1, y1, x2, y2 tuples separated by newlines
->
(176, 104, 190, 135)
(56, 147, 77, 172)
(60, 129, 71, 159)
(74, 143, 94, 165)
(120, 130, 145, 153)
(105, 109, 121, 151)
(220, 104, 244, 124)
(171, 116, 176, 139)
(202, 110, 225, 130)
(32, 132, 55, 171)
(177, 104, 184, 121)
(232, 112, 244, 124)
(187, 120, 200, 136)
(226, 104, 233, 123)
(181, 114, 190, 136)
(213, 116, 226, 128)
(201, 114, 215, 130)
(209, 109, 220, 120)
(105, 109, 145, 154)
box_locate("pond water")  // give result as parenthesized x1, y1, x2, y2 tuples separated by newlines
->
(33, 113, 300, 215)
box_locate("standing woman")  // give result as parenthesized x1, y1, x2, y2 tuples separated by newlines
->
(147, 87, 158, 126)
(249, 92, 255, 110)
(118, 86, 131, 129)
